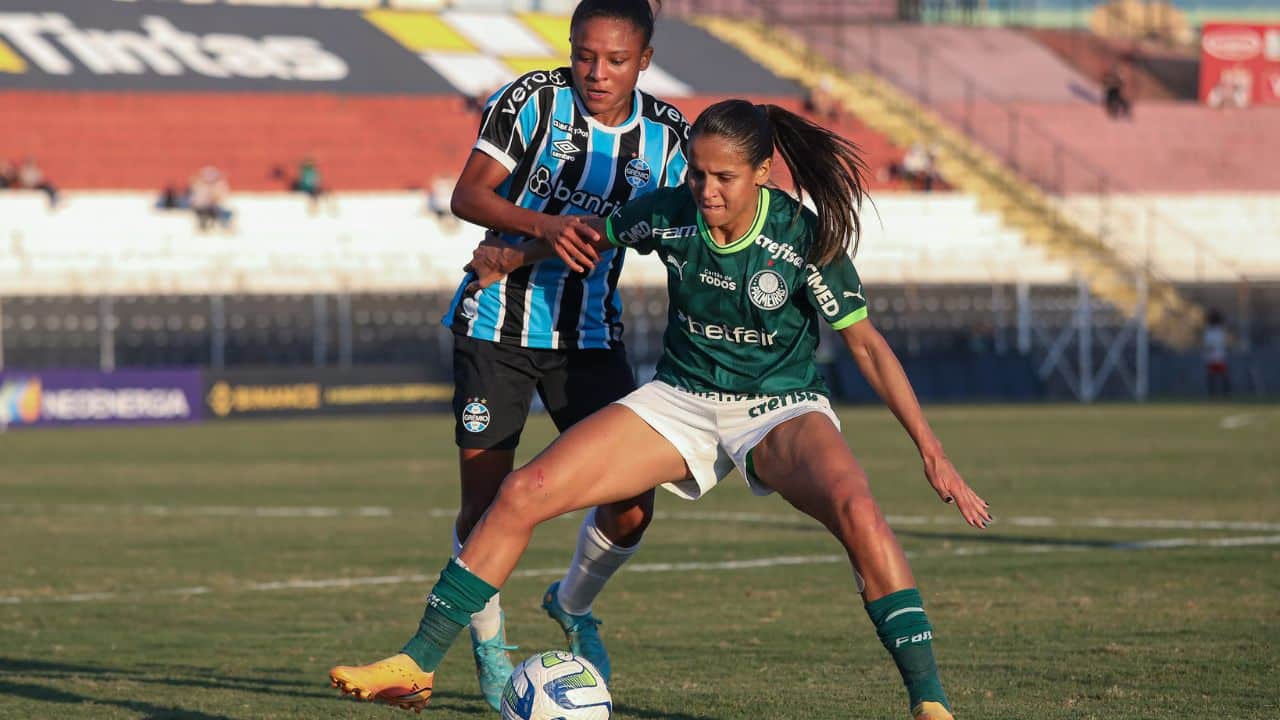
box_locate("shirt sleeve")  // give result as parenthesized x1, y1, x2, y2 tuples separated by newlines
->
(663, 122, 690, 187)
(805, 253, 868, 330)
(473, 77, 546, 173)
(605, 189, 664, 255)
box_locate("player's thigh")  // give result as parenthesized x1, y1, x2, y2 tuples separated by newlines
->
(452, 333, 538, 451)
(749, 412, 873, 529)
(540, 345, 653, 535)
(501, 404, 689, 520)
(538, 345, 637, 432)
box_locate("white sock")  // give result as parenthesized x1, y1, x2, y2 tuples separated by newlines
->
(456, 525, 503, 642)
(556, 508, 640, 616)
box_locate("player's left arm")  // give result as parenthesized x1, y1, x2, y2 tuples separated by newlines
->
(811, 249, 990, 528)
(840, 318, 991, 529)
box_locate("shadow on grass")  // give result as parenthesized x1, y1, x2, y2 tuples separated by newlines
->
(720, 512, 1150, 552)
(0, 678, 236, 720)
(894, 528, 1142, 549)
(613, 702, 720, 719)
(0, 656, 489, 716)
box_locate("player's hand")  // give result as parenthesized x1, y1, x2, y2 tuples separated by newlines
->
(539, 215, 600, 273)
(922, 452, 991, 529)
(463, 231, 515, 295)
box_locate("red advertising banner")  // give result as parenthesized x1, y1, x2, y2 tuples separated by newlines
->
(1200, 22, 1280, 108)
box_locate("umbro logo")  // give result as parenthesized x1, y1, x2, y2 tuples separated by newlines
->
(551, 139, 581, 160)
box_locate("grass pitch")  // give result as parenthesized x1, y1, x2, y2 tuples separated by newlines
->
(0, 404, 1276, 719)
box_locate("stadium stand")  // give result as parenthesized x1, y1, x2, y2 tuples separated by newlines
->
(948, 101, 1280, 194)
(1060, 194, 1280, 281)
(3, 0, 1278, 399)
(1022, 28, 1195, 102)
(0, 191, 1067, 294)
(808, 24, 1101, 104)
(0, 92, 917, 193)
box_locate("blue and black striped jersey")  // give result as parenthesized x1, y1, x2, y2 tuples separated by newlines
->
(443, 67, 690, 350)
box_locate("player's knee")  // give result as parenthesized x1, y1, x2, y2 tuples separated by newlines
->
(491, 466, 557, 528)
(829, 492, 886, 544)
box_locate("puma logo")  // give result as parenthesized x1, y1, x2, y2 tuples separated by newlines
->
(843, 288, 865, 302)
(666, 256, 689, 280)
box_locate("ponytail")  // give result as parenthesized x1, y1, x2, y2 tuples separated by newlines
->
(691, 99, 867, 267)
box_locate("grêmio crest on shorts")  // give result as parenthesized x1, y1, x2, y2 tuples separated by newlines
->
(443, 67, 690, 351)
(606, 186, 868, 397)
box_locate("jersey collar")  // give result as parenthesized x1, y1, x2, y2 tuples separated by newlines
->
(697, 187, 770, 255)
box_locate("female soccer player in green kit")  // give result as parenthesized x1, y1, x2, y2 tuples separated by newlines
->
(331, 99, 990, 720)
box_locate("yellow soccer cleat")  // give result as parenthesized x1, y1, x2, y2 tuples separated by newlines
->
(330, 653, 434, 713)
(912, 701, 955, 720)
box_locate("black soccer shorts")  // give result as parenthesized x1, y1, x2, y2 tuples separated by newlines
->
(451, 333, 637, 450)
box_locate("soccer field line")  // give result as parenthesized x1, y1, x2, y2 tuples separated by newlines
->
(4, 535, 1280, 606)
(1219, 412, 1263, 430)
(3, 502, 1279, 533)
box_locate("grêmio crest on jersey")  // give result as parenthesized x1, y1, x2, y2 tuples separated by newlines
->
(443, 67, 690, 350)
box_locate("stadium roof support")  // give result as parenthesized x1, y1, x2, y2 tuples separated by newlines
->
(1018, 274, 1149, 402)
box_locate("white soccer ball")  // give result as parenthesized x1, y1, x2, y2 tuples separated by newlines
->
(501, 650, 612, 720)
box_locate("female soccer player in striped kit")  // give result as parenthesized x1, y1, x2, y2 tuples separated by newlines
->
(332, 98, 991, 718)
(329, 0, 687, 712)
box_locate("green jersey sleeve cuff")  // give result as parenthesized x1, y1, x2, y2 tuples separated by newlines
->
(605, 217, 623, 247)
(831, 306, 868, 330)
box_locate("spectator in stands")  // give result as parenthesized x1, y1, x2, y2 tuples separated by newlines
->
(272, 157, 327, 212)
(1103, 67, 1131, 119)
(802, 74, 842, 123)
(0, 159, 16, 189)
(189, 165, 231, 232)
(890, 142, 939, 191)
(1203, 308, 1230, 397)
(17, 157, 58, 207)
(425, 174, 459, 231)
(292, 156, 327, 212)
(156, 182, 189, 211)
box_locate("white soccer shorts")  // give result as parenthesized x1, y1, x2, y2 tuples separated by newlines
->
(613, 380, 841, 500)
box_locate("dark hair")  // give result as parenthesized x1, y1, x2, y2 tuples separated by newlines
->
(690, 99, 868, 266)
(570, 0, 661, 47)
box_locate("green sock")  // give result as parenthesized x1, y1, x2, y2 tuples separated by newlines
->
(401, 559, 497, 671)
(865, 588, 950, 712)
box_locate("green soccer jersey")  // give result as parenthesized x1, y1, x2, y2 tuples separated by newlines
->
(606, 185, 868, 396)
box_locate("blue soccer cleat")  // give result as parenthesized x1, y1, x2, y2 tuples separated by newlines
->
(471, 613, 516, 712)
(541, 581, 611, 682)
